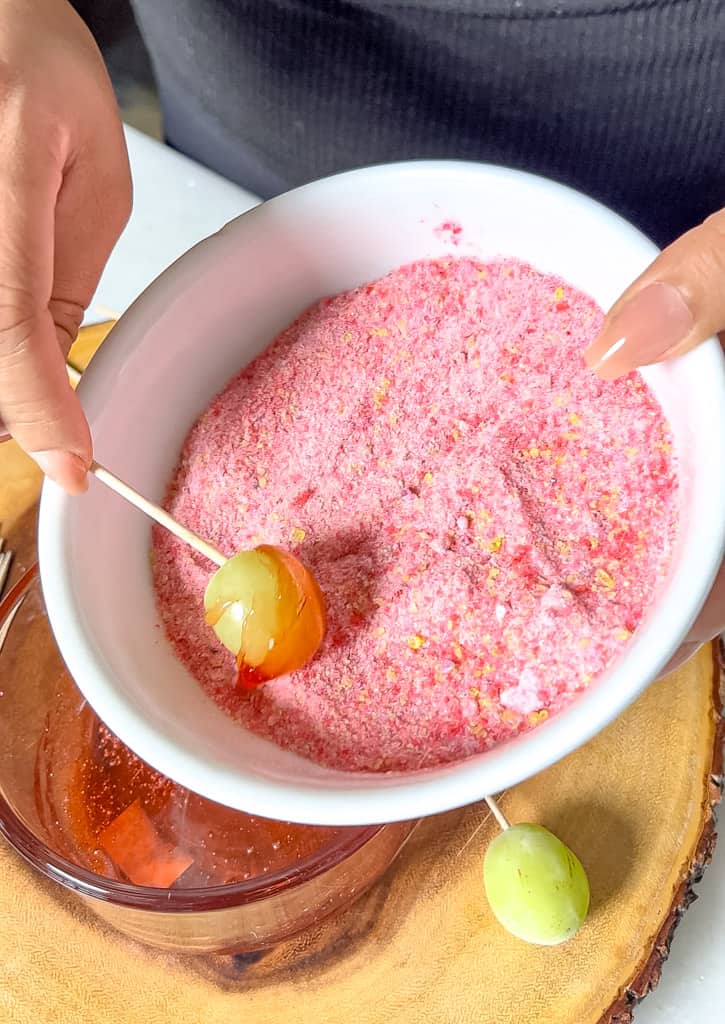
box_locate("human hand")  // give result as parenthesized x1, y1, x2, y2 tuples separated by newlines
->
(584, 208, 725, 668)
(0, 0, 131, 493)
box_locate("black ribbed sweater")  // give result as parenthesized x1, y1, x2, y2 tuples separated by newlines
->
(131, 0, 725, 246)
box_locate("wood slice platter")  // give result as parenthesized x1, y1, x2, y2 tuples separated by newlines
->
(0, 325, 721, 1024)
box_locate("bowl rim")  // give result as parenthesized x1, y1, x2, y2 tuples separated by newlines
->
(0, 566, 390, 912)
(37, 159, 725, 825)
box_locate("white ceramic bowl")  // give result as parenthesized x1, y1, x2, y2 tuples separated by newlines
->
(38, 162, 725, 826)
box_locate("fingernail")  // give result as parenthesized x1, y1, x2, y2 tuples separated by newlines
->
(32, 450, 89, 494)
(584, 282, 694, 380)
(658, 642, 701, 679)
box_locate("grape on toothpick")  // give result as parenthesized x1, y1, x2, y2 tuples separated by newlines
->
(64, 397, 326, 688)
(483, 797, 590, 946)
(56, 361, 327, 690)
(88, 463, 327, 691)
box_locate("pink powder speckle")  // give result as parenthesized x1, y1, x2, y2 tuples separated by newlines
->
(435, 220, 464, 246)
(152, 257, 678, 773)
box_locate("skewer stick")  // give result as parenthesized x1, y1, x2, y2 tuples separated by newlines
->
(66, 362, 227, 568)
(485, 795, 510, 831)
(88, 462, 227, 566)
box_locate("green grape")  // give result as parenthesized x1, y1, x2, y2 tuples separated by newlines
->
(483, 823, 590, 945)
(204, 548, 290, 666)
(203, 545, 326, 688)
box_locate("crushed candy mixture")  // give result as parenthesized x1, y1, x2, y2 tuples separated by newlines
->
(152, 257, 678, 772)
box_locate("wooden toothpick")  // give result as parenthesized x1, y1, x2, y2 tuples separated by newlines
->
(485, 795, 510, 831)
(66, 362, 227, 568)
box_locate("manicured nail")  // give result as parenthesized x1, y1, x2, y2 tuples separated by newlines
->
(32, 450, 89, 494)
(584, 283, 694, 380)
(658, 642, 701, 678)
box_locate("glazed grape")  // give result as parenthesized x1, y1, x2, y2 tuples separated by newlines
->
(483, 823, 590, 945)
(204, 545, 326, 688)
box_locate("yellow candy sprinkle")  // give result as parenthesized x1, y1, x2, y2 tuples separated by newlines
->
(595, 568, 615, 591)
(373, 378, 392, 408)
(407, 634, 426, 650)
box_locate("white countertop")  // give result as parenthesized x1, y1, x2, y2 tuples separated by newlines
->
(96, 125, 724, 1022)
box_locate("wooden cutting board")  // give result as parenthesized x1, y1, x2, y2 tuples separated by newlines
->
(0, 324, 721, 1024)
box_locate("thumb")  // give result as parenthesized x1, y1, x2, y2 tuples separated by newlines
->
(584, 208, 725, 379)
(0, 307, 90, 493)
(0, 112, 130, 493)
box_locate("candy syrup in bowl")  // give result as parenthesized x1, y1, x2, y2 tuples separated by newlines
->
(0, 568, 413, 954)
(38, 162, 725, 826)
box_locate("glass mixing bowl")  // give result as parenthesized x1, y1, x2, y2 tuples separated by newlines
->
(0, 566, 414, 954)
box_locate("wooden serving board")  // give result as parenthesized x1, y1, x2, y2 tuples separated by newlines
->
(0, 326, 722, 1024)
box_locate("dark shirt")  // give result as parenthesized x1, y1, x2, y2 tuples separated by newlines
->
(131, 0, 725, 246)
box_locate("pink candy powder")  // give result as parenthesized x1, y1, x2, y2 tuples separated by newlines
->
(152, 257, 677, 772)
